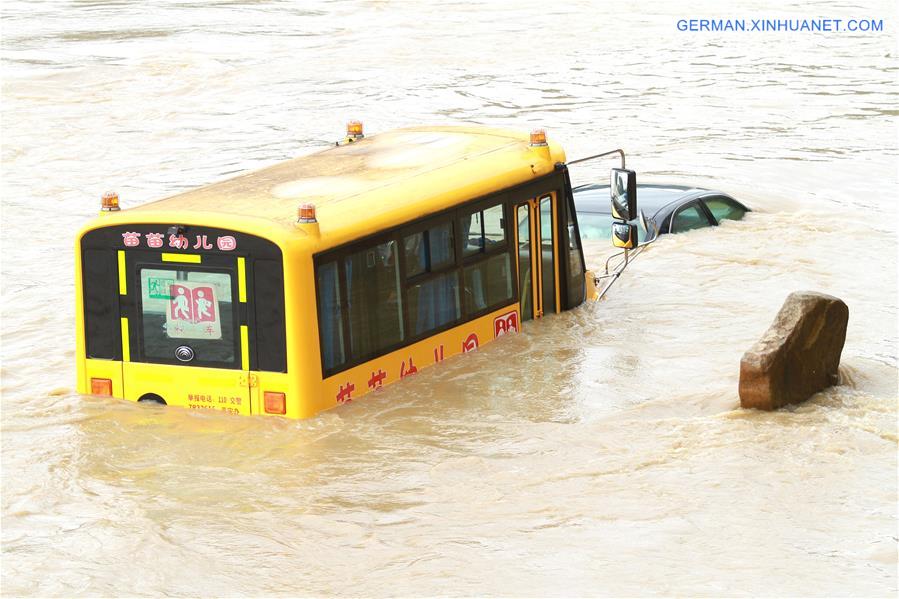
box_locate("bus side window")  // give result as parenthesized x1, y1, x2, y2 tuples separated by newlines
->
(408, 272, 460, 336)
(405, 221, 460, 336)
(404, 222, 453, 277)
(461, 204, 506, 256)
(316, 261, 345, 371)
(344, 240, 405, 360)
(460, 202, 513, 316)
(462, 253, 512, 314)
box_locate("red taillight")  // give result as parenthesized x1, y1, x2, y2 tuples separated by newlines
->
(264, 391, 286, 415)
(90, 378, 113, 396)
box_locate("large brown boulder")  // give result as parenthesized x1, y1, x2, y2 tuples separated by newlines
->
(739, 291, 848, 410)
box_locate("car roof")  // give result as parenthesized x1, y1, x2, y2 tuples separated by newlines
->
(572, 183, 729, 218)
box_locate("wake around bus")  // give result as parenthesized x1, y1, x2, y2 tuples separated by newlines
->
(76, 124, 634, 419)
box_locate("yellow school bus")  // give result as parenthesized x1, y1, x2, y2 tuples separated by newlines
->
(75, 124, 596, 419)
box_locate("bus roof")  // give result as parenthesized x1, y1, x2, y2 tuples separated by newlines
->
(125, 126, 566, 248)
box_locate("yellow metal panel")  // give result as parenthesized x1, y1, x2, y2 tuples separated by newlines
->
(75, 241, 88, 393)
(251, 371, 292, 418)
(120, 317, 130, 362)
(585, 271, 599, 302)
(240, 325, 249, 371)
(161, 253, 202, 263)
(317, 304, 520, 418)
(117, 250, 127, 295)
(122, 362, 252, 416)
(237, 257, 247, 303)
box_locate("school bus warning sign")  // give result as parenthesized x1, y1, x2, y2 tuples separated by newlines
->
(165, 281, 222, 340)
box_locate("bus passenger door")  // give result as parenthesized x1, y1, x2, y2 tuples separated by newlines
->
(516, 193, 559, 322)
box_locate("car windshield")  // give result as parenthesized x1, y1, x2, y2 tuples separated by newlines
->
(578, 212, 648, 243)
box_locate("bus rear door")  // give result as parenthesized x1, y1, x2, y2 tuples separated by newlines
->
(121, 251, 252, 415)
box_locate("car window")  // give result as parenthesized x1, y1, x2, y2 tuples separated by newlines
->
(670, 204, 710, 233)
(704, 197, 747, 223)
(577, 212, 650, 242)
(577, 213, 612, 241)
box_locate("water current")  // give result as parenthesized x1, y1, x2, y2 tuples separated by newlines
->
(2, 1, 897, 596)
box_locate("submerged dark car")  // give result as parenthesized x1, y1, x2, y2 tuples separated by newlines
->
(573, 183, 750, 241)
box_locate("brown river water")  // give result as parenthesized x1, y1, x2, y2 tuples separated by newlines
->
(1, 1, 897, 596)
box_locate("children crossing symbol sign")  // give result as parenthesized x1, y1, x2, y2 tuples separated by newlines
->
(164, 281, 222, 340)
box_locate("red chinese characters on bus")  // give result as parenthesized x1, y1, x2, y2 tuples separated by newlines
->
(146, 232, 164, 248)
(216, 236, 237, 251)
(493, 311, 519, 338)
(122, 232, 141, 247)
(192, 235, 212, 250)
(169, 234, 189, 249)
(368, 369, 387, 390)
(336, 382, 355, 404)
(120, 230, 238, 251)
(400, 357, 418, 378)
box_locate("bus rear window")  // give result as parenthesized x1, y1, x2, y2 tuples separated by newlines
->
(138, 268, 237, 366)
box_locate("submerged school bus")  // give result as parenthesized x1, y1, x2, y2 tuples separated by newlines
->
(76, 124, 631, 419)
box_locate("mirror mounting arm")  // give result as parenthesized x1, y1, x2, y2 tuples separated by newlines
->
(566, 148, 626, 169)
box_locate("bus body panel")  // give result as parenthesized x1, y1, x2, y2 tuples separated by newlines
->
(250, 371, 295, 418)
(122, 361, 252, 415)
(319, 304, 520, 411)
(82, 358, 124, 397)
(279, 235, 320, 418)
(74, 243, 89, 395)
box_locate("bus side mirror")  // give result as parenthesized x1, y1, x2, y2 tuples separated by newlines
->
(610, 168, 637, 221)
(612, 222, 638, 249)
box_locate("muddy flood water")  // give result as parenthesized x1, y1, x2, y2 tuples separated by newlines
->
(1, 0, 897, 596)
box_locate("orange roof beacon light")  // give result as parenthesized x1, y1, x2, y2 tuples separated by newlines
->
(297, 202, 317, 224)
(529, 128, 548, 147)
(100, 190, 120, 211)
(346, 120, 364, 141)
